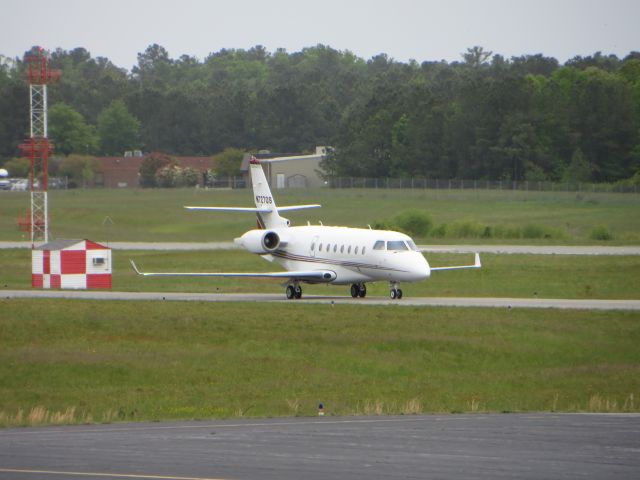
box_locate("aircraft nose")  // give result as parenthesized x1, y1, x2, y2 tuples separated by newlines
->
(408, 253, 430, 281)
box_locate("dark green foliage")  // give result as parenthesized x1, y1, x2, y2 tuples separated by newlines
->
(49, 103, 98, 155)
(394, 210, 434, 236)
(375, 210, 566, 240)
(0, 45, 639, 183)
(590, 225, 614, 241)
(97, 100, 140, 155)
(3, 157, 30, 177)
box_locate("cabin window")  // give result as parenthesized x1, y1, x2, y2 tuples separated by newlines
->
(311, 243, 315, 251)
(387, 240, 409, 251)
(355, 246, 359, 254)
(340, 245, 344, 253)
(362, 247, 366, 255)
(348, 246, 352, 254)
(333, 244, 337, 253)
(373, 240, 385, 250)
(319, 243, 323, 251)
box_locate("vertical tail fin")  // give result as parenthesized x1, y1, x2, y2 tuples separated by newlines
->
(249, 157, 289, 229)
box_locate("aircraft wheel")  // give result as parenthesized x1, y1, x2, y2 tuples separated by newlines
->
(396, 288, 403, 299)
(286, 285, 295, 300)
(350, 284, 359, 298)
(358, 284, 367, 298)
(390, 289, 397, 300)
(294, 285, 303, 299)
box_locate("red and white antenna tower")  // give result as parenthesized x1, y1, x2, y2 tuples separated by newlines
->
(19, 47, 61, 246)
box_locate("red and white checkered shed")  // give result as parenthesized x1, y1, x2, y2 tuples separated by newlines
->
(32, 239, 112, 289)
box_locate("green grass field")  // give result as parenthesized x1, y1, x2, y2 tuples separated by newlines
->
(1, 188, 639, 243)
(0, 299, 638, 426)
(1, 187, 638, 427)
(2, 249, 639, 299)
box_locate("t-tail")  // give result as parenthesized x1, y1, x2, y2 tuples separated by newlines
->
(249, 156, 288, 229)
(184, 155, 320, 228)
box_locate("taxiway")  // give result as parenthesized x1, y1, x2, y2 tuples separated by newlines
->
(0, 414, 638, 480)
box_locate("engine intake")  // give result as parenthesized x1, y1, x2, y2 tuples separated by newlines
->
(262, 231, 280, 251)
(236, 229, 287, 254)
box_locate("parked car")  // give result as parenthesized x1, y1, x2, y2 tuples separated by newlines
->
(11, 179, 29, 191)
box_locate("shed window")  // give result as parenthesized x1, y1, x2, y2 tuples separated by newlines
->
(92, 257, 106, 266)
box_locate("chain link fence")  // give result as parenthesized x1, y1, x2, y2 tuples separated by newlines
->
(324, 177, 638, 193)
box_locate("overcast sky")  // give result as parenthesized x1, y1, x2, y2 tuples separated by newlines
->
(2, 0, 638, 71)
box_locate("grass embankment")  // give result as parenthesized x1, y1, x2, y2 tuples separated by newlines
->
(1, 188, 639, 244)
(0, 299, 638, 427)
(2, 249, 639, 300)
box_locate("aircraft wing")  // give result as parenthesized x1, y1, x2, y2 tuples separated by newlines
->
(130, 260, 336, 282)
(429, 253, 482, 271)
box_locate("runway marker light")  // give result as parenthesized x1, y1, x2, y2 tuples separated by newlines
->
(318, 403, 325, 416)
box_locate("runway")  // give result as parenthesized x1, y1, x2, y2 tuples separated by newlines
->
(3, 289, 640, 310)
(0, 414, 638, 480)
(1, 241, 640, 255)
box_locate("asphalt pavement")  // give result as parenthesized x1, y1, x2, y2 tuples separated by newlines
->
(4, 289, 640, 310)
(2, 241, 640, 255)
(0, 414, 638, 480)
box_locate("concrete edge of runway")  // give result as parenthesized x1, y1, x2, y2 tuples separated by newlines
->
(3, 289, 640, 310)
(1, 241, 640, 255)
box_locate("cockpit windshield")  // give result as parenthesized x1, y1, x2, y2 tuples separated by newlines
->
(406, 240, 418, 251)
(387, 240, 409, 251)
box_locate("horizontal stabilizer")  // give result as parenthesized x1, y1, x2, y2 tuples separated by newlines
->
(184, 204, 321, 213)
(277, 204, 321, 212)
(430, 253, 482, 272)
(184, 206, 272, 213)
(130, 260, 336, 282)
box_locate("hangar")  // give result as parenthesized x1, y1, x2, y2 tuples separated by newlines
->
(241, 146, 329, 189)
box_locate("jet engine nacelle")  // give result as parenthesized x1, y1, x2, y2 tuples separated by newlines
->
(235, 229, 288, 254)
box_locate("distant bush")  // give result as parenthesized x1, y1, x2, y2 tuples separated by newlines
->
(373, 212, 566, 240)
(447, 221, 486, 238)
(492, 225, 522, 239)
(394, 210, 433, 237)
(371, 220, 395, 231)
(590, 225, 613, 241)
(430, 223, 448, 238)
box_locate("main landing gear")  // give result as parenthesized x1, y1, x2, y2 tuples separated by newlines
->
(389, 282, 403, 300)
(285, 283, 302, 300)
(350, 283, 367, 298)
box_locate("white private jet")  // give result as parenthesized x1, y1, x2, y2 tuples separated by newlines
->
(131, 157, 481, 300)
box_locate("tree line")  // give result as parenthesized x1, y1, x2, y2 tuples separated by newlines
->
(0, 44, 639, 183)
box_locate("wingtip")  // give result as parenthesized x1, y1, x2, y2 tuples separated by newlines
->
(474, 253, 482, 268)
(129, 259, 141, 275)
